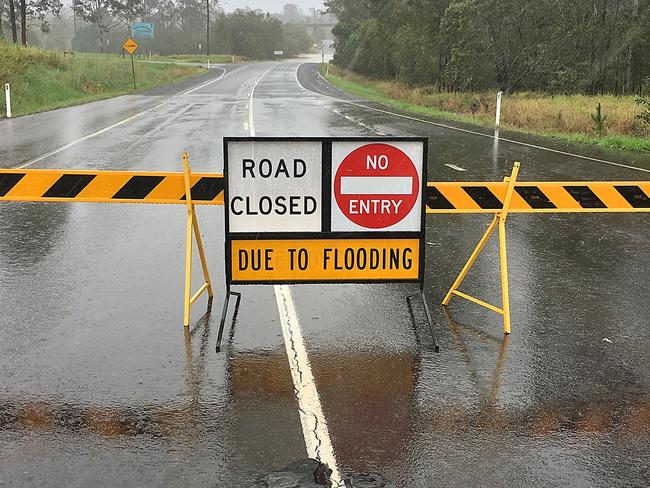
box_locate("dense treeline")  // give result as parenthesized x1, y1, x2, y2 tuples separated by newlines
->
(213, 10, 312, 60)
(326, 0, 650, 94)
(0, 1, 314, 59)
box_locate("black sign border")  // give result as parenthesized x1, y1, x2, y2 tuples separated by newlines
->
(224, 137, 428, 286)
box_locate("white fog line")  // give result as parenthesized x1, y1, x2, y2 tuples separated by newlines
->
(445, 164, 467, 172)
(178, 67, 227, 95)
(294, 63, 309, 92)
(299, 65, 650, 174)
(17, 103, 167, 169)
(345, 101, 650, 174)
(332, 107, 387, 136)
(15, 67, 229, 169)
(249, 66, 343, 486)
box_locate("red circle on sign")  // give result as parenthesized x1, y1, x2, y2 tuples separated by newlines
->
(334, 143, 419, 229)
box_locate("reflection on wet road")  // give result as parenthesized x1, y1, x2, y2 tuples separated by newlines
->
(0, 60, 648, 487)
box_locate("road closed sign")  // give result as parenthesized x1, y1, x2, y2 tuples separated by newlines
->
(224, 137, 427, 284)
(226, 140, 322, 233)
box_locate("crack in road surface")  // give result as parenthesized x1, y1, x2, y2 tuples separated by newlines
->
(275, 285, 343, 487)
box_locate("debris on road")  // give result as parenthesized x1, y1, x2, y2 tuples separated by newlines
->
(257, 459, 332, 487)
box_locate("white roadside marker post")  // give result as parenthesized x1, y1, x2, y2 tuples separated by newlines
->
(495, 90, 503, 128)
(5, 83, 11, 118)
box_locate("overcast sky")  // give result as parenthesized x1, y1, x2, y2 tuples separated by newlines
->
(220, 1, 326, 14)
(59, 1, 327, 14)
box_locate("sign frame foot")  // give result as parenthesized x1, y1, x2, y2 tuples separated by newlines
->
(216, 288, 241, 352)
(406, 289, 440, 352)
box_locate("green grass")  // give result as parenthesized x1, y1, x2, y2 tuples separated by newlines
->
(0, 42, 205, 118)
(322, 65, 650, 155)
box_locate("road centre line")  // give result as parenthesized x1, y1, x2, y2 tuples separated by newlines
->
(247, 66, 275, 137)
(275, 286, 343, 485)
(299, 63, 650, 174)
(15, 66, 232, 169)
(248, 66, 343, 486)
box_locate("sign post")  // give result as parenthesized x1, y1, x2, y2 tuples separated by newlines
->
(219, 137, 436, 351)
(496, 91, 503, 127)
(122, 37, 139, 90)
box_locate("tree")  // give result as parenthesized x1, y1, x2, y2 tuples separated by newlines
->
(24, 0, 63, 40)
(326, 0, 650, 95)
(19, 0, 24, 44)
(72, 0, 128, 52)
(214, 10, 283, 59)
(3, 0, 61, 45)
(283, 22, 312, 56)
(8, 0, 18, 43)
(280, 3, 303, 23)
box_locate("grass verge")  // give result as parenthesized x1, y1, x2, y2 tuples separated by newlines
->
(322, 65, 650, 154)
(0, 42, 205, 118)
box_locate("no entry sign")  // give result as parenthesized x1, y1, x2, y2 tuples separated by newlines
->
(332, 142, 422, 231)
(224, 137, 427, 284)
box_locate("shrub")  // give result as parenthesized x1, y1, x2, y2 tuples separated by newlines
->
(591, 103, 608, 136)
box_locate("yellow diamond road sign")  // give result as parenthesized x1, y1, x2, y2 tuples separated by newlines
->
(123, 37, 138, 55)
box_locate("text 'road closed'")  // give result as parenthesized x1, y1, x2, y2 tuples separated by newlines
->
(230, 239, 420, 282)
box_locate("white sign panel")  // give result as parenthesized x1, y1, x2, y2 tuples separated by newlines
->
(227, 140, 322, 233)
(330, 140, 424, 232)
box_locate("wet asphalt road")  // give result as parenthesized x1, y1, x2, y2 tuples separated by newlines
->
(1, 59, 649, 487)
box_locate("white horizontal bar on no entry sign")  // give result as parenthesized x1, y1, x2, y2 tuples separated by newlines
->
(340, 176, 413, 195)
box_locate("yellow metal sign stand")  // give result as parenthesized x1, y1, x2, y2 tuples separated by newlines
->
(182, 152, 214, 327)
(442, 162, 521, 335)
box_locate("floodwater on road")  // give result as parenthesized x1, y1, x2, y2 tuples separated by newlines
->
(1, 60, 649, 487)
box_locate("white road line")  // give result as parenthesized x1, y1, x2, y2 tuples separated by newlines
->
(15, 67, 230, 169)
(180, 67, 227, 95)
(274, 285, 343, 485)
(249, 66, 343, 486)
(297, 64, 650, 174)
(294, 63, 309, 92)
(332, 107, 387, 136)
(248, 66, 274, 136)
(445, 164, 467, 172)
(345, 102, 650, 174)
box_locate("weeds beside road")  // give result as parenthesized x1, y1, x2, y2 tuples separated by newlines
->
(0, 42, 205, 118)
(323, 65, 650, 154)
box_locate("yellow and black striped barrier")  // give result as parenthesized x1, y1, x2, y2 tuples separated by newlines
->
(1, 160, 649, 340)
(1, 155, 219, 328)
(0, 169, 224, 205)
(426, 181, 650, 213)
(3, 169, 648, 213)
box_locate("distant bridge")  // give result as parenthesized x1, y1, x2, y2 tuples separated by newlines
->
(304, 22, 335, 41)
